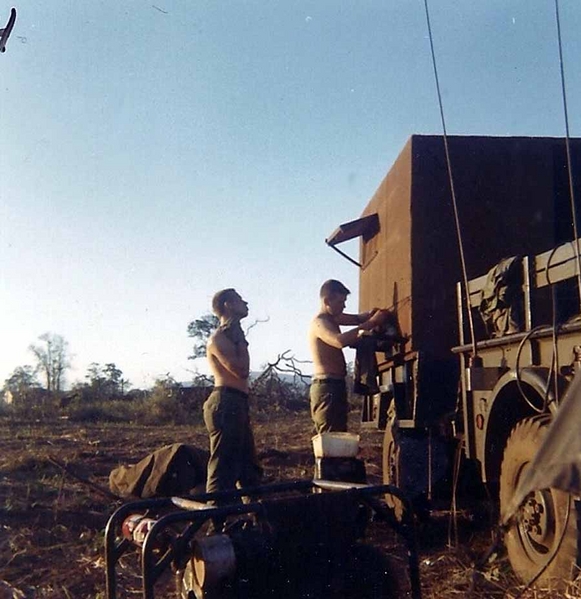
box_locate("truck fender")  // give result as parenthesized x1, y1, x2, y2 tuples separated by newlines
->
(480, 367, 562, 485)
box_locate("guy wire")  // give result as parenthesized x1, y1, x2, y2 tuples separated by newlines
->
(554, 0, 581, 306)
(423, 0, 477, 357)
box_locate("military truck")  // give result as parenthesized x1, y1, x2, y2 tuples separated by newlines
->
(327, 134, 581, 585)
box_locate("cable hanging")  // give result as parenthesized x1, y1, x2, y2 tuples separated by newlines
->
(508, 5, 581, 590)
(554, 0, 581, 308)
(423, 0, 477, 358)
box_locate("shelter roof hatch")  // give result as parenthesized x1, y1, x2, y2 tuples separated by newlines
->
(325, 213, 379, 267)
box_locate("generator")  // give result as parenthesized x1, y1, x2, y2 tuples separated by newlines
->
(105, 477, 421, 599)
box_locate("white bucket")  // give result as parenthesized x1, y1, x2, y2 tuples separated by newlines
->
(312, 432, 360, 458)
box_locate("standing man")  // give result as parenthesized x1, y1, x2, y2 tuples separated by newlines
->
(204, 288, 262, 503)
(308, 279, 386, 433)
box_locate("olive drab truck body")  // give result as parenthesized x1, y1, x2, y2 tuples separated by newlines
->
(327, 134, 581, 585)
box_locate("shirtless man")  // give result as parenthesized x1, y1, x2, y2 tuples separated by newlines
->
(203, 288, 261, 502)
(308, 279, 387, 433)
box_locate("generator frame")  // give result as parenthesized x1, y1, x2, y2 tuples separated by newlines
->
(105, 479, 421, 599)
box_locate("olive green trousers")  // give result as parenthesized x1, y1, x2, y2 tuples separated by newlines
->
(310, 378, 348, 434)
(203, 386, 262, 498)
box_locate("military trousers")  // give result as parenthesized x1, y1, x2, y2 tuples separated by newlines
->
(310, 378, 348, 434)
(203, 386, 262, 499)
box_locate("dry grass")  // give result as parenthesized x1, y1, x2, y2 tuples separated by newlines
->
(0, 411, 580, 598)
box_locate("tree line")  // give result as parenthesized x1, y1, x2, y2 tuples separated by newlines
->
(1, 317, 315, 422)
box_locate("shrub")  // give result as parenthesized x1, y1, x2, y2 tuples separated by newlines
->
(66, 399, 141, 423)
(251, 371, 309, 414)
(134, 377, 207, 426)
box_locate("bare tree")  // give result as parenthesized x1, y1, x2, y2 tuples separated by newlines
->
(252, 350, 311, 387)
(249, 351, 312, 412)
(29, 333, 70, 397)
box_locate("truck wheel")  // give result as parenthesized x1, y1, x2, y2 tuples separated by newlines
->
(382, 424, 405, 520)
(499, 416, 579, 587)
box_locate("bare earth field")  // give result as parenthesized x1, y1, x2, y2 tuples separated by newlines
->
(0, 410, 569, 598)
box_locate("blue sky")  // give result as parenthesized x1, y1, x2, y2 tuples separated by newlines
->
(1, 1, 580, 389)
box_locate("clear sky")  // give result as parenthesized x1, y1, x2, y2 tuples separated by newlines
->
(1, 1, 580, 390)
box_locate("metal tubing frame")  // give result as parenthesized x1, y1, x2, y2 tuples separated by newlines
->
(313, 479, 422, 599)
(106, 480, 313, 599)
(105, 479, 422, 599)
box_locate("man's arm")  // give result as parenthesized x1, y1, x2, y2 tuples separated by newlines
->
(208, 331, 250, 379)
(335, 308, 379, 326)
(314, 311, 385, 349)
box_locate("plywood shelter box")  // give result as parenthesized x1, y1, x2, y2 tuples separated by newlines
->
(327, 134, 581, 427)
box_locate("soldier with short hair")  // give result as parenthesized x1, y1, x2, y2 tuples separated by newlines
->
(204, 288, 261, 504)
(308, 279, 387, 433)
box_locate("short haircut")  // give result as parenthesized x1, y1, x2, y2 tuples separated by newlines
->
(212, 288, 239, 317)
(320, 279, 350, 299)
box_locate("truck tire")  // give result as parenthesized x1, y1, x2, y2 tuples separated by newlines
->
(382, 424, 449, 522)
(382, 424, 405, 520)
(499, 415, 579, 587)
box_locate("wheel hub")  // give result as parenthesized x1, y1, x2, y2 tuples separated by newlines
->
(521, 492, 549, 541)
(517, 489, 555, 558)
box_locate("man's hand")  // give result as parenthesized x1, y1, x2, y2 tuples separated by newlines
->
(208, 330, 250, 379)
(358, 307, 380, 323)
(362, 309, 394, 331)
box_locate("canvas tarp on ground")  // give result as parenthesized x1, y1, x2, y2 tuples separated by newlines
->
(109, 443, 208, 499)
(502, 373, 581, 524)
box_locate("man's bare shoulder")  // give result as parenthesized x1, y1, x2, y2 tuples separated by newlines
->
(207, 328, 230, 352)
(310, 313, 338, 335)
(312, 312, 334, 323)
(310, 313, 327, 328)
(209, 328, 222, 341)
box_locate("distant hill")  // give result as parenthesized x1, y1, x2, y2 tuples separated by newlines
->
(250, 371, 309, 386)
(181, 370, 309, 388)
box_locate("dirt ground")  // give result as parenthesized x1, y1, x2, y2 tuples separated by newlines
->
(0, 410, 570, 598)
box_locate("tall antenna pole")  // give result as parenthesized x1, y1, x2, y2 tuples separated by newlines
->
(423, 0, 477, 357)
(554, 0, 581, 307)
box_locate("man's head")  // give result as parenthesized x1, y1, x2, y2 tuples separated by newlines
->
(212, 288, 249, 320)
(319, 279, 350, 316)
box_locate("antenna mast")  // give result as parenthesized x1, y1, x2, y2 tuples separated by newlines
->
(423, 0, 478, 358)
(554, 0, 581, 307)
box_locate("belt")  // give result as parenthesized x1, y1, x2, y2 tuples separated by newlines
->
(213, 386, 249, 399)
(311, 377, 345, 384)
